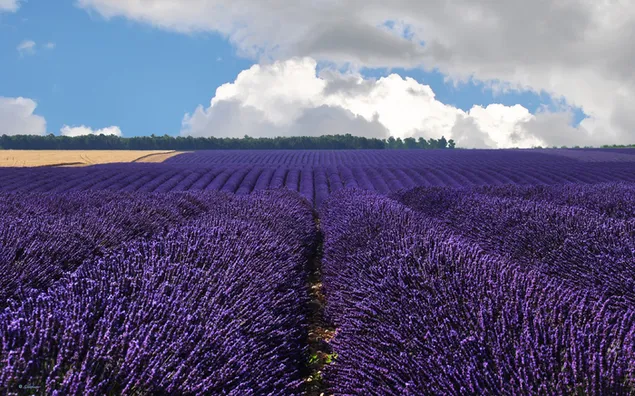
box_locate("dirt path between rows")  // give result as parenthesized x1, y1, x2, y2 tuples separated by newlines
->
(305, 217, 337, 396)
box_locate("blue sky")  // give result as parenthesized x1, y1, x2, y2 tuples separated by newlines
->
(1, 0, 253, 136)
(0, 0, 618, 148)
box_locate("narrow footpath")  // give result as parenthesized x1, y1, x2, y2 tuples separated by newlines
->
(305, 217, 337, 396)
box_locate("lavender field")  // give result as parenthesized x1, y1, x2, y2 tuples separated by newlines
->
(1, 149, 635, 395)
(2, 149, 635, 208)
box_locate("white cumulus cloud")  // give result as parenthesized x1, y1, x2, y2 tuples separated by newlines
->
(78, 0, 635, 145)
(60, 125, 123, 137)
(0, 97, 47, 136)
(181, 57, 603, 148)
(17, 40, 36, 56)
(0, 0, 21, 12)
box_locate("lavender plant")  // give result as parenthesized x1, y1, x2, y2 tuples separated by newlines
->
(320, 189, 635, 395)
(0, 190, 316, 395)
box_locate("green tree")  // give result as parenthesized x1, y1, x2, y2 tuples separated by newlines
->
(404, 137, 418, 149)
(0, 133, 459, 150)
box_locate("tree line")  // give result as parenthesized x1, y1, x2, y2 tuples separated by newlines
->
(598, 144, 635, 149)
(0, 134, 456, 150)
(525, 145, 635, 149)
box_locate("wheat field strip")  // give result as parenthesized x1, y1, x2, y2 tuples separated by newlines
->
(0, 150, 184, 167)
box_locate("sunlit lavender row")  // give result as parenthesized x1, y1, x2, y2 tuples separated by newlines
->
(0, 190, 316, 395)
(320, 189, 635, 395)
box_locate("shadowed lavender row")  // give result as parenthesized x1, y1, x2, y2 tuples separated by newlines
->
(0, 190, 316, 395)
(320, 189, 635, 395)
(394, 186, 635, 306)
(472, 182, 635, 220)
(165, 148, 635, 165)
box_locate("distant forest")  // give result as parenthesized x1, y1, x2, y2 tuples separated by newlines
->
(0, 134, 456, 150)
(2, 134, 633, 150)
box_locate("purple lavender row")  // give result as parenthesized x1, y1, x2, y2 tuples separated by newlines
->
(3, 161, 635, 197)
(314, 167, 329, 208)
(0, 189, 316, 395)
(164, 149, 580, 166)
(473, 182, 635, 221)
(0, 191, 215, 308)
(394, 186, 635, 306)
(320, 189, 635, 395)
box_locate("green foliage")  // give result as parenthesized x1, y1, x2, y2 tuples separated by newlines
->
(308, 353, 319, 365)
(404, 137, 418, 149)
(601, 144, 635, 148)
(324, 352, 338, 364)
(0, 133, 456, 150)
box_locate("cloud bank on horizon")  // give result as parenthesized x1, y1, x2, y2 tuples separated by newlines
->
(2, 0, 634, 147)
(60, 125, 122, 137)
(181, 57, 606, 148)
(0, 97, 120, 138)
(0, 97, 47, 136)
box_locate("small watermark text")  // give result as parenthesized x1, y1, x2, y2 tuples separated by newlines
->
(18, 384, 41, 390)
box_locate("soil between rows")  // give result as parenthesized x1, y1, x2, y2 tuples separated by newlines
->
(305, 216, 336, 396)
